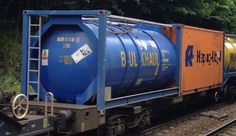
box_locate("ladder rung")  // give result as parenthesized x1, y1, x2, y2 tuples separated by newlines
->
(29, 58, 39, 61)
(30, 35, 40, 38)
(30, 24, 40, 27)
(29, 47, 39, 49)
(28, 93, 38, 95)
(29, 70, 39, 72)
(29, 81, 39, 84)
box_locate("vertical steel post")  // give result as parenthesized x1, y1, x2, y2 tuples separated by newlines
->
(97, 11, 108, 112)
(174, 24, 183, 94)
(222, 33, 225, 83)
(21, 11, 29, 95)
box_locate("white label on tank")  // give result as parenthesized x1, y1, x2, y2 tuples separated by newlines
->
(71, 44, 92, 64)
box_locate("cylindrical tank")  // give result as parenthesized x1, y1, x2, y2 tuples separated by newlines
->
(31, 17, 176, 104)
(224, 37, 236, 72)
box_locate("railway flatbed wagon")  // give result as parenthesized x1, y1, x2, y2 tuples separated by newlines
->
(1, 10, 236, 136)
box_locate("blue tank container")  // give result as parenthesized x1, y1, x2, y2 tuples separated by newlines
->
(31, 17, 176, 104)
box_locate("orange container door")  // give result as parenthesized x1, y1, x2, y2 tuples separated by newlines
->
(180, 25, 223, 95)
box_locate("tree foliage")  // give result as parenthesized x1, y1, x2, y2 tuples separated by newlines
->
(0, 24, 21, 91)
(1, 0, 236, 32)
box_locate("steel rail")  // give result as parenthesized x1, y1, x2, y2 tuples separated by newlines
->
(139, 102, 230, 136)
(203, 118, 236, 136)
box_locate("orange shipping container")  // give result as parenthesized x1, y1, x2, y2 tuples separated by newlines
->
(180, 25, 224, 95)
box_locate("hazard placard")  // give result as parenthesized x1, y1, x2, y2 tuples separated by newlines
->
(42, 49, 49, 59)
(71, 44, 92, 64)
(42, 59, 48, 66)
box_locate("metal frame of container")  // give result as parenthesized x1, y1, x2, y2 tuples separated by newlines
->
(21, 10, 181, 112)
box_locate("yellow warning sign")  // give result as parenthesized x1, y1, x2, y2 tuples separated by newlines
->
(42, 49, 49, 59)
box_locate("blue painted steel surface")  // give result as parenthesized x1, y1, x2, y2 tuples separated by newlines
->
(38, 21, 176, 103)
(225, 72, 236, 78)
(97, 13, 108, 110)
(174, 24, 183, 91)
(105, 87, 178, 109)
(22, 10, 179, 111)
(24, 10, 110, 16)
(21, 13, 29, 95)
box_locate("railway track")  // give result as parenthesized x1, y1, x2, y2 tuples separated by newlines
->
(138, 101, 236, 136)
(139, 110, 201, 136)
(203, 118, 236, 136)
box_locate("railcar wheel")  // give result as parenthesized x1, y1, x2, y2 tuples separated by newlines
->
(214, 91, 219, 102)
(106, 116, 126, 136)
(12, 94, 29, 119)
